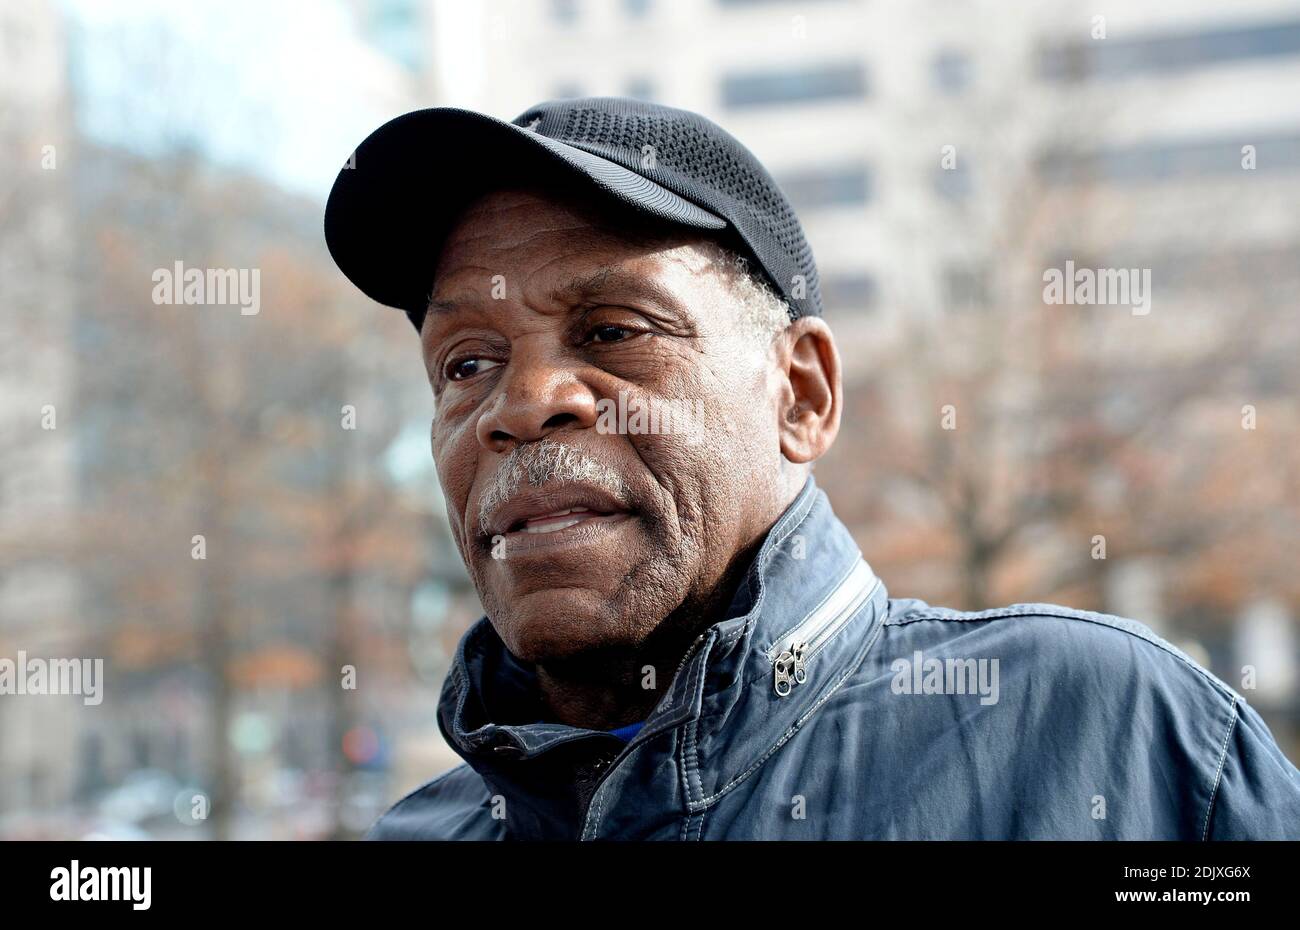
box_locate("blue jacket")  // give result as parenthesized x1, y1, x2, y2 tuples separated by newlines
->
(369, 479, 1300, 840)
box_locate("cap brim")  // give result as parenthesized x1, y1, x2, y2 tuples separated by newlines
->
(324, 107, 727, 329)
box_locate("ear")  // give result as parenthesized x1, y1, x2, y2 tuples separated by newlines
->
(774, 317, 842, 464)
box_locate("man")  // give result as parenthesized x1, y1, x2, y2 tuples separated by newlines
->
(325, 97, 1300, 840)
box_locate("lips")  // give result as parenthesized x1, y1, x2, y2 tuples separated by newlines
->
(481, 484, 633, 539)
(512, 506, 602, 534)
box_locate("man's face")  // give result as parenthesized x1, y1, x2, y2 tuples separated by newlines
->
(421, 188, 788, 665)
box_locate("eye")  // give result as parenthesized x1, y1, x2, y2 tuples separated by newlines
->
(586, 317, 656, 344)
(590, 324, 632, 343)
(578, 307, 655, 346)
(446, 357, 501, 381)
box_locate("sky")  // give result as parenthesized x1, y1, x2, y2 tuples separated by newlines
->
(62, 0, 415, 197)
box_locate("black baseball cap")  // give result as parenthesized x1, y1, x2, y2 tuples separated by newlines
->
(324, 96, 822, 332)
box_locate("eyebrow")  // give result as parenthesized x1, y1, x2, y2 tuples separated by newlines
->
(553, 266, 686, 314)
(423, 266, 687, 322)
(425, 295, 461, 316)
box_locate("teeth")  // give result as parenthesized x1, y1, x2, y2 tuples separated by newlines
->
(505, 506, 603, 534)
(522, 516, 584, 534)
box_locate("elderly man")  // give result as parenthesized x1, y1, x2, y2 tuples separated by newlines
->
(325, 97, 1300, 840)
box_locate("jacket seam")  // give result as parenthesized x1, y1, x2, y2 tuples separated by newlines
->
(677, 706, 692, 809)
(446, 628, 481, 744)
(586, 777, 606, 841)
(1201, 698, 1238, 841)
(890, 607, 1239, 705)
(682, 645, 709, 805)
(586, 643, 710, 838)
(685, 718, 702, 804)
(654, 630, 708, 717)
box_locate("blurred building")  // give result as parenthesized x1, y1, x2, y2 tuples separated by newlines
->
(0, 0, 82, 818)
(1029, 1, 1300, 703)
(0, 0, 477, 837)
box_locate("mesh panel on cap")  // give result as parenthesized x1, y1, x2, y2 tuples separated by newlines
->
(519, 101, 822, 320)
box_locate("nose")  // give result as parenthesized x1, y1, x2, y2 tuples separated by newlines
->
(474, 344, 599, 452)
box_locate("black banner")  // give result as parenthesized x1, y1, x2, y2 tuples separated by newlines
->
(2, 840, 1292, 916)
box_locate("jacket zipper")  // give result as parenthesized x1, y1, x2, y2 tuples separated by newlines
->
(769, 560, 877, 696)
(578, 629, 712, 839)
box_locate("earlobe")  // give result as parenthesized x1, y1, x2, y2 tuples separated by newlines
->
(777, 318, 842, 465)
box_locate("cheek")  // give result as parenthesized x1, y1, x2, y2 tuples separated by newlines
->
(667, 369, 780, 528)
(666, 348, 778, 459)
(631, 348, 778, 503)
(628, 404, 741, 550)
(719, 349, 781, 446)
(431, 418, 478, 520)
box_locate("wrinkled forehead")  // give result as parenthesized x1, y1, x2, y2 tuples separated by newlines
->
(426, 187, 737, 325)
(435, 184, 693, 273)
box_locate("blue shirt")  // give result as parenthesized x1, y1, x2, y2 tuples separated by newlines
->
(607, 721, 645, 742)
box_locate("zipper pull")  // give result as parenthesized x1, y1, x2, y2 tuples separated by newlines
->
(792, 642, 808, 684)
(772, 641, 809, 696)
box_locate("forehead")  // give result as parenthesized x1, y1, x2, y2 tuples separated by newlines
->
(435, 186, 686, 273)
(425, 187, 730, 325)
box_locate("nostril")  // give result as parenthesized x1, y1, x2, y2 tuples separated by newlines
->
(542, 412, 579, 431)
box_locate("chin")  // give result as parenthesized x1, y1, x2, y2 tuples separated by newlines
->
(489, 589, 634, 665)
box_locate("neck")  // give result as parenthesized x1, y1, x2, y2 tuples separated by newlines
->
(534, 533, 766, 731)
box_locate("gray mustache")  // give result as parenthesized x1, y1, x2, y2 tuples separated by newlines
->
(478, 438, 631, 535)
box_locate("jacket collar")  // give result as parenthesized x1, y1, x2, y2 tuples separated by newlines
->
(436, 477, 888, 830)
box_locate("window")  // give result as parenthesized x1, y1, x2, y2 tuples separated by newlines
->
(1041, 19, 1300, 81)
(934, 159, 972, 200)
(551, 0, 578, 27)
(932, 49, 971, 94)
(1040, 132, 1300, 184)
(721, 63, 867, 108)
(778, 164, 871, 209)
(820, 273, 877, 312)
